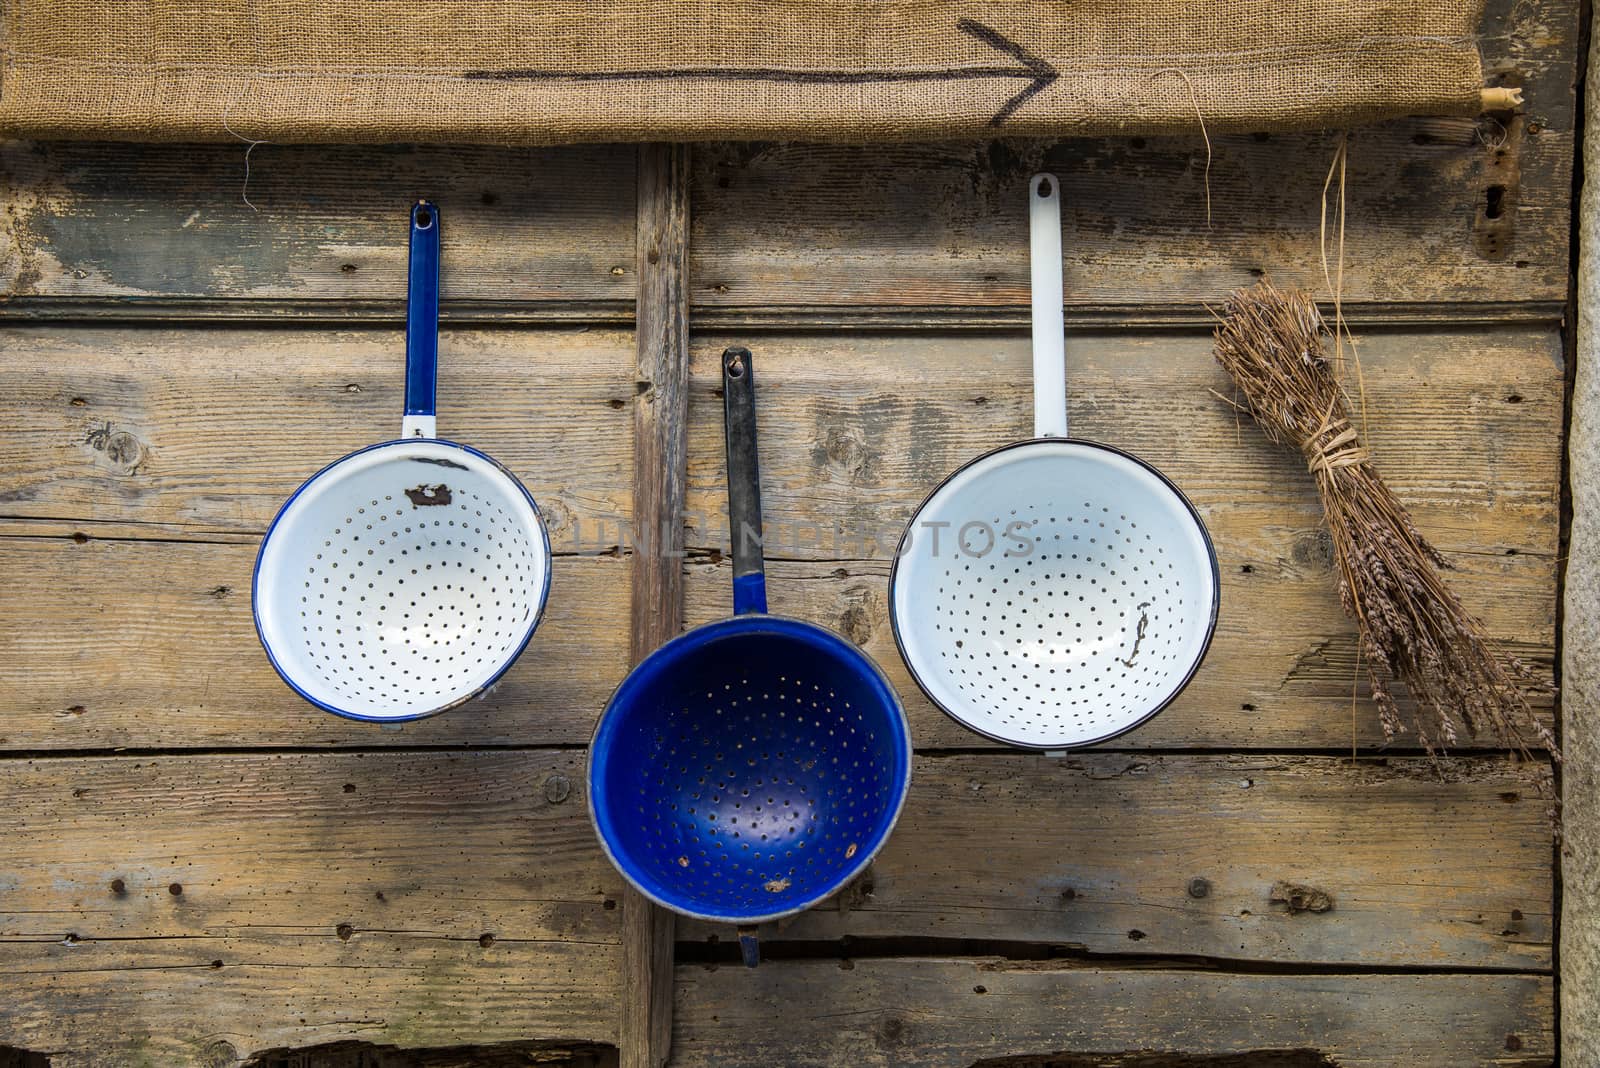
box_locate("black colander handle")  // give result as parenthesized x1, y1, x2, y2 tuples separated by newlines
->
(723, 347, 768, 615)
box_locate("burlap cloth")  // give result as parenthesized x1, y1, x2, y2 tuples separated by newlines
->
(0, 1, 1486, 144)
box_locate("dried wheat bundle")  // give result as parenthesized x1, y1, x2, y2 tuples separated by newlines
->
(1213, 281, 1556, 758)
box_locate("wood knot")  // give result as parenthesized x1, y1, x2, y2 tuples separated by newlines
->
(1269, 880, 1334, 913)
(83, 422, 149, 473)
(200, 1039, 238, 1067)
(838, 596, 876, 648)
(835, 865, 875, 913)
(874, 1016, 907, 1048)
(538, 499, 572, 539)
(543, 773, 572, 804)
(814, 421, 878, 483)
(1290, 528, 1335, 571)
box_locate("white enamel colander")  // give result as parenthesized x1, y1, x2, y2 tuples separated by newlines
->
(252, 202, 552, 723)
(888, 175, 1219, 750)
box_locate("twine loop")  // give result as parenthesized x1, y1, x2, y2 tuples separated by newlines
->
(1302, 407, 1368, 475)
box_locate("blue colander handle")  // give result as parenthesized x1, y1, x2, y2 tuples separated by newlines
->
(403, 201, 441, 438)
(723, 347, 767, 615)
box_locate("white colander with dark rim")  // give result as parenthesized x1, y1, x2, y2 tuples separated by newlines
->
(888, 175, 1219, 750)
(252, 202, 552, 723)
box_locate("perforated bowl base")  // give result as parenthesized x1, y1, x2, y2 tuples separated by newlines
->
(255, 443, 549, 719)
(893, 440, 1216, 748)
(592, 622, 910, 922)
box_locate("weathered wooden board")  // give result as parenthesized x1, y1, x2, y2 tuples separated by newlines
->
(0, 324, 1558, 751)
(688, 124, 1567, 315)
(0, 750, 1549, 1067)
(688, 0, 1579, 316)
(0, 537, 628, 748)
(6, 119, 1569, 322)
(680, 329, 1561, 749)
(0, 325, 635, 544)
(672, 960, 1554, 1067)
(0, 341, 1556, 752)
(680, 754, 1552, 969)
(682, 328, 1561, 564)
(0, 142, 636, 308)
(0, 750, 622, 1067)
(0, 750, 621, 939)
(622, 143, 691, 1068)
(3, 936, 618, 1068)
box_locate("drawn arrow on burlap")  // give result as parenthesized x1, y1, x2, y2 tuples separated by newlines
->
(464, 18, 1058, 127)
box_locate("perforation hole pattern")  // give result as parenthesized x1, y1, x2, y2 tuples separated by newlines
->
(894, 444, 1216, 748)
(259, 452, 547, 718)
(933, 503, 1183, 727)
(595, 628, 908, 920)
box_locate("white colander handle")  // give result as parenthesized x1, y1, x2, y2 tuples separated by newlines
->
(1030, 174, 1067, 439)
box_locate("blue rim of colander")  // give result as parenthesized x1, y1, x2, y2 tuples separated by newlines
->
(251, 436, 553, 724)
(586, 612, 915, 926)
(887, 435, 1220, 751)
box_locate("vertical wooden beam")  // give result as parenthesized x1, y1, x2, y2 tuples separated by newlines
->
(1563, 23, 1600, 1066)
(621, 142, 690, 1068)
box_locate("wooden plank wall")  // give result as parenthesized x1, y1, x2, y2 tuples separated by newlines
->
(0, 0, 1577, 1062)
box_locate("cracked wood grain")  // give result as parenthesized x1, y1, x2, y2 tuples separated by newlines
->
(671, 960, 1553, 1067)
(619, 142, 691, 1068)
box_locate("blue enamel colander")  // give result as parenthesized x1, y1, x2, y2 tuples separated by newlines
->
(588, 347, 913, 965)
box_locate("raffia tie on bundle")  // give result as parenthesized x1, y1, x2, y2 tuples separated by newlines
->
(1303, 409, 1368, 475)
(1213, 281, 1556, 760)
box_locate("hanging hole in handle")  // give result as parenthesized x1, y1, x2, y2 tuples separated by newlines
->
(415, 208, 434, 229)
(1036, 176, 1054, 199)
